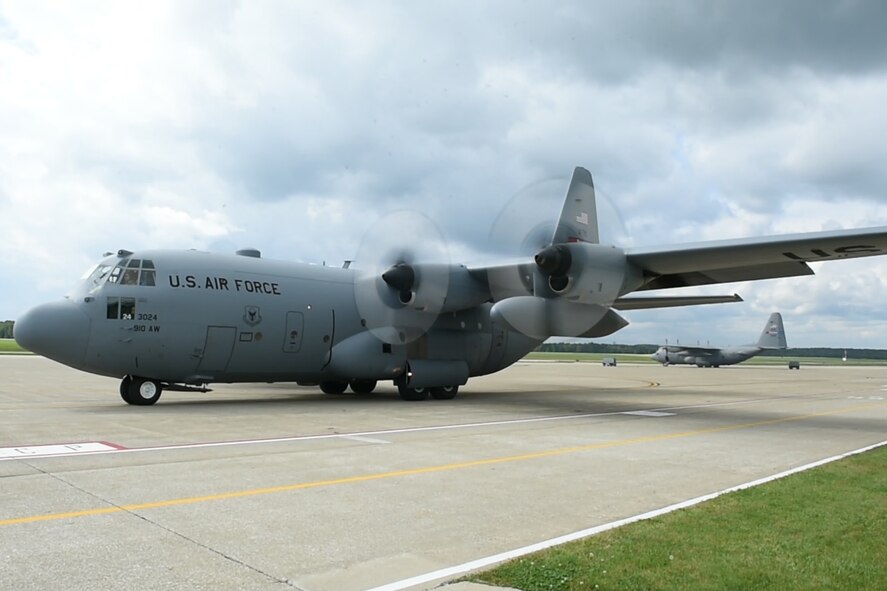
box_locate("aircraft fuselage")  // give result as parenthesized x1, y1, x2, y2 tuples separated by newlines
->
(15, 250, 541, 389)
(651, 346, 762, 367)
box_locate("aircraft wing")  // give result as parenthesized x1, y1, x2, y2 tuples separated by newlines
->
(613, 294, 742, 310)
(663, 345, 717, 356)
(626, 226, 887, 290)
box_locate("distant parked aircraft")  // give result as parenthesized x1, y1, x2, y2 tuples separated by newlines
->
(651, 312, 787, 367)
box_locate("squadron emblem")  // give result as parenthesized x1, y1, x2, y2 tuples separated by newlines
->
(243, 305, 262, 326)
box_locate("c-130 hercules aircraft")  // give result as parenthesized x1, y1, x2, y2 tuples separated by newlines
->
(651, 312, 787, 367)
(14, 167, 887, 405)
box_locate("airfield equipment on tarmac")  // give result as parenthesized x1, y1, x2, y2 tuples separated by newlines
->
(14, 167, 887, 404)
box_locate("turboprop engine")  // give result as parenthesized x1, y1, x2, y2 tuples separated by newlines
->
(489, 241, 637, 340)
(533, 241, 628, 304)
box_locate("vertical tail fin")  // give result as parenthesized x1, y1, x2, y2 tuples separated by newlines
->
(757, 312, 787, 349)
(551, 167, 599, 245)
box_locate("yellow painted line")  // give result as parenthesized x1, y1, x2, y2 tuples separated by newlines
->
(2, 401, 885, 527)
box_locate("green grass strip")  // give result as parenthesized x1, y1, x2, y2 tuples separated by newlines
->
(470, 445, 887, 591)
(0, 338, 28, 354)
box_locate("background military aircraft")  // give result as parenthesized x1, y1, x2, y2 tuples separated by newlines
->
(651, 312, 787, 367)
(13, 167, 887, 405)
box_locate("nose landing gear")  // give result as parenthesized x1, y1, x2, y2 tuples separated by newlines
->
(120, 376, 163, 405)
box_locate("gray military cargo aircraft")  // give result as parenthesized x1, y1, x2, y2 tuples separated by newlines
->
(13, 167, 887, 405)
(651, 312, 787, 367)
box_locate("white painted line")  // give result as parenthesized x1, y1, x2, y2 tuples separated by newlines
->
(340, 435, 391, 445)
(0, 394, 843, 462)
(362, 438, 887, 591)
(0, 441, 123, 459)
(621, 410, 675, 417)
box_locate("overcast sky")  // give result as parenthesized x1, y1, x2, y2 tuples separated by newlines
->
(3, 1, 887, 348)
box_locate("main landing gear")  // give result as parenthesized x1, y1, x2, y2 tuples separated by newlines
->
(320, 380, 458, 399)
(120, 376, 163, 406)
(319, 379, 379, 395)
(396, 383, 459, 401)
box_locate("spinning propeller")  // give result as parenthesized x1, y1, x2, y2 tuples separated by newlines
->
(487, 169, 630, 340)
(354, 168, 633, 344)
(353, 210, 451, 345)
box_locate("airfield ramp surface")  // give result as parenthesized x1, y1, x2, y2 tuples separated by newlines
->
(2, 356, 886, 590)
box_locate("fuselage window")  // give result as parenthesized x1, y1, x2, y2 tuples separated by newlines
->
(106, 297, 119, 319)
(120, 297, 136, 319)
(106, 297, 136, 319)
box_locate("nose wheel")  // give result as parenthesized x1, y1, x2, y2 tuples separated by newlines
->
(120, 376, 163, 405)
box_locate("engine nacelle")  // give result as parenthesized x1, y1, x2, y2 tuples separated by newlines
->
(380, 263, 490, 314)
(534, 242, 627, 305)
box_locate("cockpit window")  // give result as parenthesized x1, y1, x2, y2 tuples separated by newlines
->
(84, 264, 113, 286)
(110, 259, 156, 287)
(139, 269, 156, 286)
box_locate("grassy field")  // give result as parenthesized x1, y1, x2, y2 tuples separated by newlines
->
(0, 338, 28, 353)
(469, 445, 887, 591)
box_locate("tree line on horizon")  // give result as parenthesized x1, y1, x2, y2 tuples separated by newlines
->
(0, 321, 13, 339)
(537, 341, 887, 360)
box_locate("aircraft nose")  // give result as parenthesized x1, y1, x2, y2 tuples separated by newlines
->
(14, 300, 90, 365)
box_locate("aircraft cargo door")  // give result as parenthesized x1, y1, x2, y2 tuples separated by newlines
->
(198, 326, 236, 373)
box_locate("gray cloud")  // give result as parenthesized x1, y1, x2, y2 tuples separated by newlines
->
(3, 1, 887, 346)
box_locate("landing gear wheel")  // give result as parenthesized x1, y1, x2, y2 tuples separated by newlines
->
(349, 379, 377, 394)
(123, 376, 162, 406)
(397, 383, 428, 401)
(119, 376, 133, 403)
(320, 381, 348, 394)
(429, 385, 459, 400)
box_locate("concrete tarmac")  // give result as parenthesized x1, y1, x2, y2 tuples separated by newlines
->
(2, 356, 886, 591)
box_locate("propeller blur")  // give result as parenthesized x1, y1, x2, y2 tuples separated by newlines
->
(14, 167, 887, 404)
